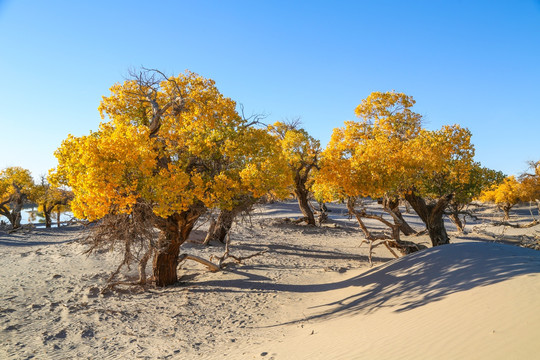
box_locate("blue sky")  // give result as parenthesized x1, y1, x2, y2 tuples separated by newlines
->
(1, 0, 539, 178)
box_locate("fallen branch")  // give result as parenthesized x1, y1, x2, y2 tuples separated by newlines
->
(414, 229, 428, 236)
(178, 254, 220, 272)
(100, 280, 145, 295)
(226, 249, 269, 264)
(210, 233, 269, 269)
(491, 219, 540, 228)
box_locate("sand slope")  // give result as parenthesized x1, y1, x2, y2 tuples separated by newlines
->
(1, 201, 539, 359)
(251, 242, 540, 359)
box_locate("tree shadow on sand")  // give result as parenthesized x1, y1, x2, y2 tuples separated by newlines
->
(301, 242, 540, 321)
(0, 226, 84, 247)
(190, 242, 540, 320)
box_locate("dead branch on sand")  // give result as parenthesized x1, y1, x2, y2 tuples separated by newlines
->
(210, 233, 268, 269)
(490, 219, 540, 229)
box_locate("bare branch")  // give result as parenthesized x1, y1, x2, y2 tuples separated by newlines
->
(178, 254, 220, 272)
(490, 219, 540, 228)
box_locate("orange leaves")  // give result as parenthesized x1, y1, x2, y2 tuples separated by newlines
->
(52, 122, 157, 221)
(268, 121, 320, 193)
(479, 176, 524, 207)
(354, 91, 422, 140)
(53, 70, 290, 221)
(317, 91, 477, 202)
(0, 167, 34, 204)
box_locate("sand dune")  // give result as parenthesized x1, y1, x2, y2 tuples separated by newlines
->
(1, 201, 539, 359)
(251, 242, 540, 360)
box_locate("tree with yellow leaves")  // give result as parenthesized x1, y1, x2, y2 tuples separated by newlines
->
(423, 163, 504, 232)
(316, 91, 477, 256)
(0, 167, 34, 229)
(479, 176, 525, 220)
(520, 160, 540, 212)
(52, 69, 289, 286)
(204, 125, 290, 244)
(268, 120, 321, 226)
(33, 176, 73, 228)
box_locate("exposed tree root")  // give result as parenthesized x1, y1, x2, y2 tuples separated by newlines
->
(178, 254, 220, 272)
(7, 224, 35, 234)
(491, 219, 539, 228)
(100, 280, 146, 295)
(210, 234, 269, 269)
(346, 197, 424, 266)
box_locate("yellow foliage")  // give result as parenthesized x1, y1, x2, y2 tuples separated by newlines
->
(479, 176, 524, 207)
(268, 121, 320, 194)
(0, 167, 34, 205)
(520, 161, 540, 202)
(315, 91, 476, 202)
(53, 71, 289, 221)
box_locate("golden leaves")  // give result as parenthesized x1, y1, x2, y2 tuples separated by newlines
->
(54, 71, 290, 221)
(316, 91, 477, 202)
(479, 176, 525, 207)
(0, 167, 34, 204)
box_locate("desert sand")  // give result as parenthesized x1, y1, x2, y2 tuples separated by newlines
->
(1, 200, 539, 359)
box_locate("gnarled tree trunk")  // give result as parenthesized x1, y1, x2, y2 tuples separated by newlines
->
(207, 197, 256, 244)
(500, 204, 512, 220)
(209, 208, 238, 244)
(346, 197, 423, 265)
(153, 208, 203, 287)
(448, 212, 464, 232)
(3, 185, 27, 229)
(44, 207, 53, 228)
(383, 196, 416, 235)
(404, 191, 453, 247)
(294, 186, 315, 226)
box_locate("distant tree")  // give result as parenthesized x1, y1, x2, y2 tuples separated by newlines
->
(0, 167, 34, 229)
(315, 92, 424, 259)
(520, 160, 540, 212)
(33, 176, 72, 228)
(479, 176, 524, 220)
(52, 69, 289, 287)
(268, 120, 321, 226)
(424, 163, 505, 232)
(204, 126, 290, 244)
(316, 91, 476, 253)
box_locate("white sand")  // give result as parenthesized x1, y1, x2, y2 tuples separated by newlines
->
(1, 200, 539, 359)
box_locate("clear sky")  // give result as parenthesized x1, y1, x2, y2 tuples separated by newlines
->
(1, 0, 539, 179)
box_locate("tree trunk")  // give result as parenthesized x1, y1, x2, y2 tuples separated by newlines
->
(153, 217, 181, 287)
(153, 208, 203, 287)
(138, 248, 152, 285)
(6, 186, 26, 229)
(203, 216, 217, 246)
(448, 212, 464, 232)
(384, 196, 416, 235)
(44, 208, 52, 228)
(11, 206, 23, 229)
(207, 197, 256, 244)
(405, 191, 452, 247)
(56, 210, 61, 227)
(294, 187, 316, 226)
(211, 209, 237, 243)
(502, 204, 511, 220)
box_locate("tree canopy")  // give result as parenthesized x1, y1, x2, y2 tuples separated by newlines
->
(268, 121, 320, 225)
(316, 91, 477, 247)
(52, 70, 290, 286)
(0, 167, 34, 229)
